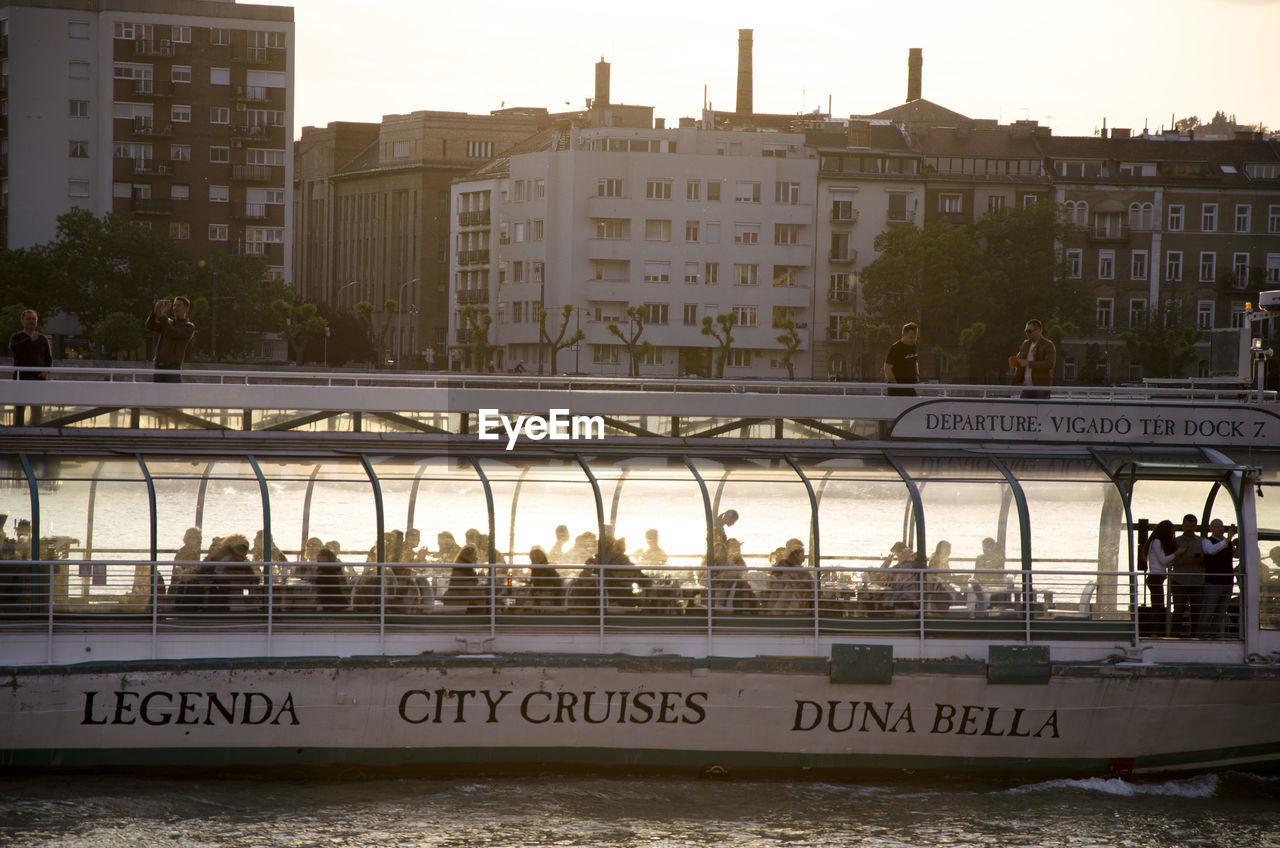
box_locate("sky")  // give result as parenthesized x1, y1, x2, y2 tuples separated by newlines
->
(249, 0, 1280, 140)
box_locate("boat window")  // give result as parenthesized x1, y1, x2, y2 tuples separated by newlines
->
(799, 455, 913, 587)
(364, 456, 488, 564)
(687, 457, 812, 573)
(474, 457, 598, 569)
(252, 459, 374, 570)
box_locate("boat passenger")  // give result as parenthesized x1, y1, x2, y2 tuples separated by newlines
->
(1170, 514, 1205, 636)
(1198, 519, 1237, 636)
(769, 539, 814, 615)
(1142, 519, 1182, 617)
(710, 541, 759, 612)
(633, 528, 669, 568)
(547, 525, 571, 563)
(714, 510, 739, 546)
(435, 531, 461, 564)
(313, 546, 350, 614)
(441, 545, 485, 614)
(168, 526, 203, 595)
(527, 546, 562, 606)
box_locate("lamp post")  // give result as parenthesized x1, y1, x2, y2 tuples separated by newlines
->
(395, 277, 420, 369)
(572, 307, 589, 374)
(323, 326, 330, 367)
(338, 279, 359, 310)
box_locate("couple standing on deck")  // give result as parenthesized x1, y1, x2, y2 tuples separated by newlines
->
(882, 319, 1056, 398)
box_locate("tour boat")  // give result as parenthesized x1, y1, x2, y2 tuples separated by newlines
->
(1, 368, 1278, 777)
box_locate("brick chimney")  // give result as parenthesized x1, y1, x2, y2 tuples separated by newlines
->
(907, 48, 922, 102)
(736, 29, 753, 114)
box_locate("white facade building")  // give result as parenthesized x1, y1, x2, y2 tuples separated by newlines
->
(450, 122, 819, 378)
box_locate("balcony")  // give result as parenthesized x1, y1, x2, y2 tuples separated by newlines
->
(458, 209, 491, 226)
(133, 39, 173, 57)
(831, 208, 859, 224)
(231, 164, 275, 182)
(456, 289, 489, 306)
(454, 328, 475, 346)
(887, 210, 916, 225)
(826, 328, 851, 342)
(131, 80, 174, 99)
(130, 159, 173, 176)
(231, 85, 271, 103)
(457, 249, 490, 267)
(130, 198, 173, 215)
(829, 249, 858, 265)
(231, 242, 267, 256)
(1088, 224, 1131, 243)
(131, 118, 172, 137)
(231, 46, 272, 65)
(827, 289, 854, 305)
(232, 124, 272, 141)
(232, 203, 268, 220)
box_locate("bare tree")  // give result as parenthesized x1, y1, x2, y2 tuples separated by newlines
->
(607, 305, 653, 377)
(775, 318, 802, 380)
(460, 304, 494, 372)
(538, 304, 585, 375)
(701, 312, 738, 378)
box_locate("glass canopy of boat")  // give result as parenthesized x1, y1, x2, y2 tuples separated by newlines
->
(0, 444, 1270, 639)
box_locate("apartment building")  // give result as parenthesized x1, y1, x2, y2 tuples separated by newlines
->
(293, 109, 547, 366)
(1042, 132, 1280, 382)
(449, 111, 818, 377)
(0, 0, 294, 279)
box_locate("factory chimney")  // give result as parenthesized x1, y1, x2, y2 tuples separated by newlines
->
(594, 57, 610, 106)
(736, 29, 753, 114)
(907, 47, 922, 102)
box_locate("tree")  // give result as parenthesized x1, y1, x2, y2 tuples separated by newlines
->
(538, 304, 585, 375)
(0, 249, 63, 320)
(460, 305, 493, 372)
(775, 319, 802, 380)
(188, 254, 288, 362)
(355, 300, 375, 359)
(607, 305, 653, 377)
(270, 299, 328, 364)
(1117, 310, 1202, 379)
(837, 314, 894, 381)
(90, 311, 145, 360)
(701, 312, 737, 378)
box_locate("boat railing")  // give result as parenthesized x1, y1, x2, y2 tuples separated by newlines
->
(6, 365, 1275, 404)
(0, 559, 1247, 647)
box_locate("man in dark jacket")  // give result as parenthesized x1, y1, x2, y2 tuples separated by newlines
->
(9, 308, 53, 425)
(145, 296, 196, 383)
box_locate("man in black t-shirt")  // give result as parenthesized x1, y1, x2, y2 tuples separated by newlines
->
(883, 322, 919, 397)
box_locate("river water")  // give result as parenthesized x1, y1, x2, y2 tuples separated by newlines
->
(3, 772, 1278, 847)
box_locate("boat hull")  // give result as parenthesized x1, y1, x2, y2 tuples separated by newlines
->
(5, 654, 1280, 777)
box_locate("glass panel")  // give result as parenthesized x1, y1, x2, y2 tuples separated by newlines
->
(687, 456, 812, 616)
(580, 457, 707, 614)
(476, 457, 598, 610)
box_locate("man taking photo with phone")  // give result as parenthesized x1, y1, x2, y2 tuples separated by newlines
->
(145, 296, 196, 383)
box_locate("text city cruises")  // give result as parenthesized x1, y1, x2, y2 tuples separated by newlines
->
(1, 363, 1279, 779)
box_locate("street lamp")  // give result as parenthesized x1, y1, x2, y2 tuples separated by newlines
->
(338, 279, 359, 310)
(571, 307, 590, 374)
(395, 277, 420, 369)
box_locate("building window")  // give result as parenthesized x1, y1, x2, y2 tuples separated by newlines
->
(685, 220, 699, 242)
(172, 25, 191, 43)
(532, 262, 544, 283)
(392, 140, 409, 158)
(1097, 250, 1114, 280)
(68, 60, 90, 79)
(733, 264, 759, 286)
(1234, 204, 1251, 233)
(512, 181, 527, 202)
(1066, 248, 1082, 279)
(644, 219, 671, 241)
(832, 199, 855, 221)
(533, 219, 544, 241)
(774, 224, 799, 245)
(684, 262, 699, 285)
(209, 67, 230, 86)
(209, 185, 228, 202)
(828, 314, 850, 341)
(734, 181, 760, 203)
(68, 20, 90, 38)
(67, 179, 90, 197)
(466, 140, 492, 158)
(512, 221, 526, 243)
(733, 224, 759, 245)
(704, 262, 719, 285)
(686, 180, 701, 201)
(1096, 298, 1113, 330)
(1270, 205, 1280, 234)
(643, 261, 670, 283)
(1231, 302, 1248, 328)
(597, 178, 623, 197)
(683, 304, 698, 325)
(246, 148, 285, 167)
(1197, 300, 1214, 330)
(775, 182, 800, 205)
(772, 266, 800, 287)
(171, 184, 190, 200)
(1166, 251, 1182, 282)
(1130, 250, 1148, 281)
(511, 261, 524, 283)
(534, 179, 544, 199)
(1201, 203, 1217, 232)
(646, 179, 671, 200)
(69, 140, 88, 158)
(939, 193, 962, 214)
(643, 303, 669, 325)
(210, 28, 230, 45)
(591, 345, 620, 365)
(1064, 200, 1088, 227)
(169, 222, 190, 240)
(172, 105, 191, 123)
(70, 99, 89, 118)
(1199, 251, 1216, 282)
(209, 146, 229, 164)
(1022, 194, 1036, 208)
(594, 219, 627, 239)
(209, 106, 230, 124)
(830, 272, 853, 302)
(1128, 202, 1155, 231)
(208, 224, 228, 241)
(707, 181, 721, 202)
(171, 65, 191, 84)
(1129, 298, 1147, 329)
(727, 348, 752, 368)
(1167, 204, 1183, 232)
(1232, 252, 1250, 288)
(731, 305, 757, 327)
(988, 195, 1006, 212)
